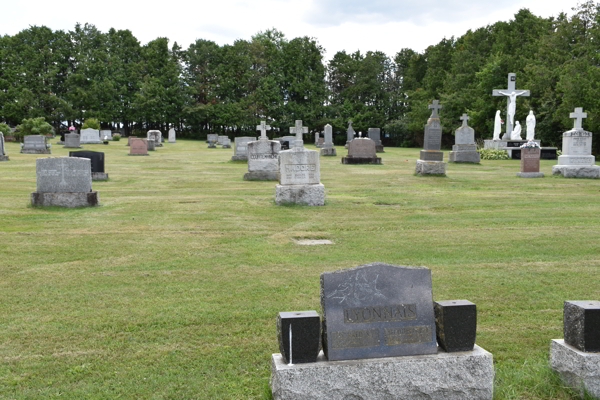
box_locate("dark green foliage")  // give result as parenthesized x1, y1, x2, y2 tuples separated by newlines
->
(16, 117, 53, 137)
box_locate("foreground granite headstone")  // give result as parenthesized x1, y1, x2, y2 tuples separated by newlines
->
(416, 100, 447, 175)
(31, 157, 98, 207)
(64, 134, 82, 148)
(449, 114, 480, 163)
(69, 150, 107, 181)
(368, 128, 384, 152)
(80, 128, 102, 144)
(168, 128, 176, 143)
(232, 136, 257, 160)
(550, 300, 600, 398)
(0, 133, 8, 161)
(341, 138, 381, 164)
(21, 135, 51, 154)
(245, 122, 280, 180)
(277, 311, 321, 364)
(320, 124, 336, 156)
(129, 138, 149, 156)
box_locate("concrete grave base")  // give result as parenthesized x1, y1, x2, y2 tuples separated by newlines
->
(244, 171, 279, 181)
(31, 191, 99, 207)
(64, 145, 82, 149)
(449, 151, 481, 163)
(127, 153, 149, 156)
(483, 140, 507, 149)
(320, 148, 336, 156)
(550, 339, 600, 398)
(341, 156, 381, 164)
(231, 155, 248, 161)
(21, 149, 51, 154)
(416, 159, 447, 175)
(208, 143, 216, 148)
(276, 183, 325, 206)
(271, 345, 494, 400)
(552, 165, 600, 179)
(516, 172, 544, 178)
(0, 155, 9, 161)
(92, 172, 109, 181)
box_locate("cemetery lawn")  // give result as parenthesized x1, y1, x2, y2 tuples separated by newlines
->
(1, 139, 599, 400)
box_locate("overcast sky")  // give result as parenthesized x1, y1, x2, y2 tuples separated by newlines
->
(2, 0, 581, 59)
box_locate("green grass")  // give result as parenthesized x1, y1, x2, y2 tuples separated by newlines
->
(1, 139, 599, 400)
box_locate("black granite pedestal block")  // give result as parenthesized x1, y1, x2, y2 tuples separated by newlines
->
(277, 311, 321, 364)
(434, 300, 477, 352)
(564, 300, 600, 352)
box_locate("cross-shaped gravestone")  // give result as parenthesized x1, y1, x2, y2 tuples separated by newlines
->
(289, 120, 308, 148)
(429, 100, 442, 118)
(493, 73, 530, 139)
(256, 121, 271, 140)
(569, 107, 587, 130)
(460, 113, 469, 127)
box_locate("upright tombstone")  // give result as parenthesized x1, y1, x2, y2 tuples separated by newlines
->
(368, 128, 384, 152)
(416, 100, 447, 175)
(492, 73, 530, 140)
(69, 150, 107, 181)
(128, 138, 149, 156)
(64, 134, 82, 149)
(275, 120, 325, 206)
(449, 114, 480, 163)
(147, 130, 163, 147)
(245, 121, 281, 180)
(207, 134, 218, 148)
(314, 131, 321, 147)
(80, 128, 103, 144)
(100, 130, 112, 140)
(552, 108, 600, 178)
(517, 142, 543, 178)
(31, 157, 99, 207)
(0, 132, 9, 161)
(345, 120, 355, 148)
(320, 124, 337, 156)
(221, 137, 232, 148)
(147, 139, 156, 151)
(550, 301, 600, 399)
(21, 135, 51, 154)
(271, 262, 495, 400)
(232, 136, 257, 161)
(168, 128, 176, 143)
(126, 136, 137, 146)
(341, 138, 381, 164)
(277, 136, 296, 150)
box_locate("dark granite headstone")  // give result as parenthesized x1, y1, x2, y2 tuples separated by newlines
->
(321, 263, 437, 361)
(434, 300, 477, 352)
(521, 147, 541, 173)
(69, 151, 105, 173)
(424, 119, 442, 151)
(506, 140, 526, 148)
(277, 311, 321, 364)
(564, 300, 600, 352)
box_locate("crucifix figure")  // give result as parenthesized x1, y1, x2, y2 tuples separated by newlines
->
(289, 120, 308, 149)
(429, 100, 442, 118)
(256, 121, 271, 140)
(493, 73, 530, 140)
(569, 107, 587, 130)
(460, 113, 469, 127)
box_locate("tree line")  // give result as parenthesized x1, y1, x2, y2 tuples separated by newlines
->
(0, 2, 598, 151)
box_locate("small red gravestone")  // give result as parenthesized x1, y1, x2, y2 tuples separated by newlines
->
(129, 138, 148, 156)
(517, 143, 543, 178)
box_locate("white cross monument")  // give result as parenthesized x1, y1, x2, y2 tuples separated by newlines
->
(569, 107, 587, 130)
(460, 113, 469, 126)
(429, 100, 443, 118)
(256, 121, 271, 140)
(493, 73, 530, 140)
(289, 120, 308, 148)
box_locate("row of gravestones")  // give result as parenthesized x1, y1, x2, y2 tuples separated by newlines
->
(270, 262, 600, 400)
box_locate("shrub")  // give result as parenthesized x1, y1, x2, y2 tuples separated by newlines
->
(0, 122, 11, 135)
(480, 148, 510, 160)
(82, 118, 101, 130)
(113, 134, 121, 141)
(16, 117, 53, 138)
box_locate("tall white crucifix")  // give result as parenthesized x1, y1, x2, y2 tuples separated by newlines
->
(256, 121, 271, 140)
(569, 107, 587, 130)
(289, 120, 308, 149)
(493, 73, 530, 140)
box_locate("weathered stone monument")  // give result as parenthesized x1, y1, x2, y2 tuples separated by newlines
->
(341, 138, 381, 164)
(517, 142, 543, 178)
(552, 108, 600, 178)
(550, 300, 600, 398)
(275, 120, 325, 206)
(0, 132, 9, 161)
(69, 150, 108, 181)
(128, 138, 149, 156)
(207, 134, 218, 148)
(31, 157, 99, 207)
(64, 134, 82, 148)
(80, 128, 103, 144)
(320, 124, 336, 156)
(168, 128, 176, 143)
(449, 113, 480, 163)
(21, 135, 51, 154)
(270, 262, 494, 400)
(244, 121, 280, 180)
(100, 130, 112, 140)
(147, 130, 163, 147)
(368, 128, 384, 152)
(147, 139, 156, 151)
(232, 137, 257, 161)
(345, 120, 355, 148)
(416, 100, 446, 175)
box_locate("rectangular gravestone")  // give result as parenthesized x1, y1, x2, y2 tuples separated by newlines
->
(129, 138, 148, 156)
(341, 138, 381, 164)
(321, 124, 336, 156)
(424, 119, 442, 151)
(80, 128, 102, 144)
(207, 133, 218, 147)
(147, 130, 162, 147)
(368, 128, 384, 152)
(21, 135, 51, 154)
(64, 134, 81, 148)
(69, 150, 105, 176)
(127, 136, 137, 146)
(35, 157, 92, 193)
(232, 136, 257, 160)
(168, 128, 176, 143)
(244, 139, 281, 180)
(321, 262, 437, 361)
(100, 130, 112, 140)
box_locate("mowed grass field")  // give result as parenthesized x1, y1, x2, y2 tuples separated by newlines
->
(0, 138, 599, 400)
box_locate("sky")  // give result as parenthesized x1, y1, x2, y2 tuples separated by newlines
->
(2, 0, 582, 59)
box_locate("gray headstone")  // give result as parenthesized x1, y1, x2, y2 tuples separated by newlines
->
(348, 138, 376, 157)
(207, 134, 218, 144)
(0, 132, 5, 155)
(455, 120, 475, 145)
(80, 128, 102, 144)
(147, 130, 162, 146)
(100, 130, 112, 140)
(324, 124, 333, 149)
(424, 115, 443, 151)
(168, 128, 176, 143)
(218, 135, 228, 145)
(64, 134, 81, 148)
(234, 137, 257, 157)
(346, 121, 355, 142)
(368, 128, 381, 145)
(23, 135, 48, 150)
(36, 157, 92, 193)
(321, 262, 437, 361)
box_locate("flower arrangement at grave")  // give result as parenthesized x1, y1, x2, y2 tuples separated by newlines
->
(520, 140, 540, 148)
(68, 126, 76, 131)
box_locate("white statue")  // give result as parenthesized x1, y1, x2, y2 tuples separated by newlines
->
(526, 110, 536, 140)
(511, 121, 522, 140)
(358, 131, 362, 138)
(493, 110, 503, 140)
(497, 90, 528, 127)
